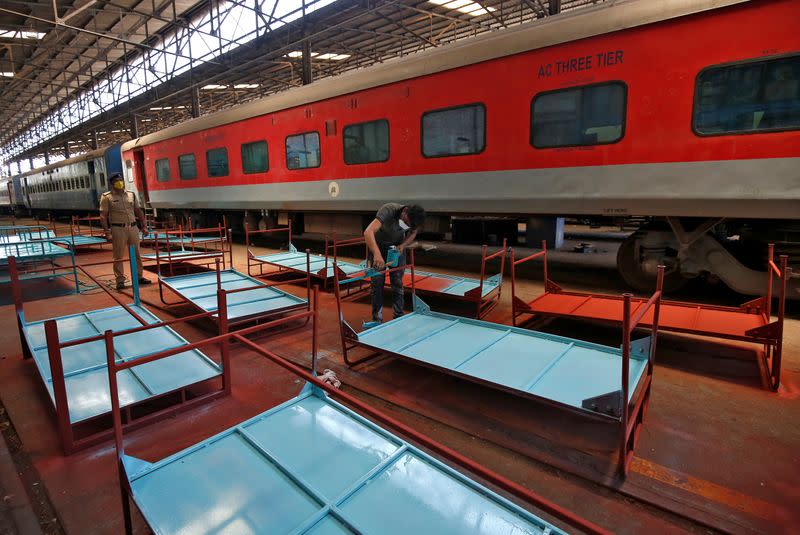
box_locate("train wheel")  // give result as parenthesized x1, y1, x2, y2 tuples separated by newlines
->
(616, 233, 687, 294)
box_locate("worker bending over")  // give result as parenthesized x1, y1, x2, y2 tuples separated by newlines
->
(99, 173, 151, 290)
(363, 203, 426, 323)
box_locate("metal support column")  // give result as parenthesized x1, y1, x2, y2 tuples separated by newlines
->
(129, 114, 140, 139)
(548, 0, 561, 15)
(301, 40, 313, 85)
(90, 130, 98, 150)
(191, 85, 201, 118)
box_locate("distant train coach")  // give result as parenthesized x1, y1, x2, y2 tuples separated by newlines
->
(13, 145, 122, 214)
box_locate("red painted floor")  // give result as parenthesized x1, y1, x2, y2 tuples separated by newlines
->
(0, 233, 798, 534)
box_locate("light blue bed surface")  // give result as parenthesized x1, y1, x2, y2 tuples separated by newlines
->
(253, 250, 363, 279)
(126, 387, 565, 535)
(161, 269, 307, 322)
(24, 304, 221, 424)
(356, 308, 647, 412)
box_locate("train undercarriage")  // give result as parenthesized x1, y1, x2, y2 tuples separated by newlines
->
(149, 205, 799, 301)
(617, 217, 799, 299)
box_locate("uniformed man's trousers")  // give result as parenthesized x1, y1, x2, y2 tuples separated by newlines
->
(111, 224, 143, 284)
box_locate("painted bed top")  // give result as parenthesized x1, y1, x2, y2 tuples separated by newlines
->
(23, 304, 221, 424)
(0, 239, 71, 263)
(0, 229, 55, 242)
(253, 249, 363, 279)
(401, 270, 501, 298)
(526, 291, 767, 340)
(141, 249, 210, 260)
(141, 232, 220, 244)
(124, 386, 564, 535)
(52, 235, 108, 247)
(160, 269, 307, 322)
(356, 300, 647, 413)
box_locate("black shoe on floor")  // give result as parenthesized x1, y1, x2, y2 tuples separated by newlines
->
(138, 278, 152, 285)
(116, 282, 125, 291)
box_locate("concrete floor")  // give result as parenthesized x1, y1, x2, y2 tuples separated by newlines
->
(0, 218, 798, 534)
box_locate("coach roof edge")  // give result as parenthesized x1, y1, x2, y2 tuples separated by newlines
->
(121, 0, 748, 151)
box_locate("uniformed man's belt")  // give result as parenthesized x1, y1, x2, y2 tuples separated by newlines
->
(111, 222, 137, 227)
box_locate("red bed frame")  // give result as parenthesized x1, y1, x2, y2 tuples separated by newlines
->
(511, 241, 790, 391)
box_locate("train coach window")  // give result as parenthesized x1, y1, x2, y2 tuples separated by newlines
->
(344, 119, 389, 164)
(155, 159, 170, 182)
(241, 141, 269, 174)
(178, 154, 197, 180)
(286, 132, 321, 170)
(206, 147, 229, 177)
(422, 104, 485, 157)
(531, 82, 626, 148)
(694, 54, 800, 135)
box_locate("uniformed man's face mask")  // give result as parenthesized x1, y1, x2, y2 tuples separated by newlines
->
(398, 218, 410, 231)
(113, 180, 124, 190)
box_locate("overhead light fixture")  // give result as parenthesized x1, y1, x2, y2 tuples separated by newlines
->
(201, 84, 227, 90)
(234, 83, 259, 89)
(0, 72, 14, 78)
(428, 0, 496, 16)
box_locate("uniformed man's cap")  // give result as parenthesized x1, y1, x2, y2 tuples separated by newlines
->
(109, 173, 123, 184)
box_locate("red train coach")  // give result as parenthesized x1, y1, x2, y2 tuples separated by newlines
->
(121, 0, 800, 296)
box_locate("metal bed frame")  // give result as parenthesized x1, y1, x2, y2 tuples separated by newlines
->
(326, 234, 507, 318)
(146, 222, 233, 277)
(401, 240, 507, 319)
(141, 218, 227, 251)
(53, 215, 109, 250)
(334, 258, 664, 477)
(8, 248, 230, 455)
(511, 241, 790, 391)
(108, 288, 608, 535)
(245, 221, 366, 288)
(0, 225, 79, 292)
(0, 224, 55, 242)
(153, 226, 310, 328)
(159, 266, 310, 328)
(247, 223, 505, 317)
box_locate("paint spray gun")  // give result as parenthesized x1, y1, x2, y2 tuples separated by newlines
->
(363, 246, 400, 277)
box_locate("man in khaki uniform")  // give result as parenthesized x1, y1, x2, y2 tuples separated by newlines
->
(99, 173, 151, 290)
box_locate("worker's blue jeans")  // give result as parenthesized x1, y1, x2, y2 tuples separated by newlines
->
(370, 245, 406, 322)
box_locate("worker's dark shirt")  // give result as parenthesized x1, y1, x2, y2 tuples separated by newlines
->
(373, 203, 407, 245)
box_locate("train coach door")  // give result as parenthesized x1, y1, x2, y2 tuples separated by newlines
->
(132, 150, 150, 205)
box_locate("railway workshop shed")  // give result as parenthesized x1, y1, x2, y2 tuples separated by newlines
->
(0, 0, 798, 533)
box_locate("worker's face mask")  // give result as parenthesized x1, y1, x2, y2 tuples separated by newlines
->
(398, 218, 410, 231)
(113, 181, 124, 190)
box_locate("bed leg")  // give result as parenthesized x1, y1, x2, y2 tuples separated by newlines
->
(218, 290, 232, 395)
(45, 320, 74, 455)
(120, 477, 133, 535)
